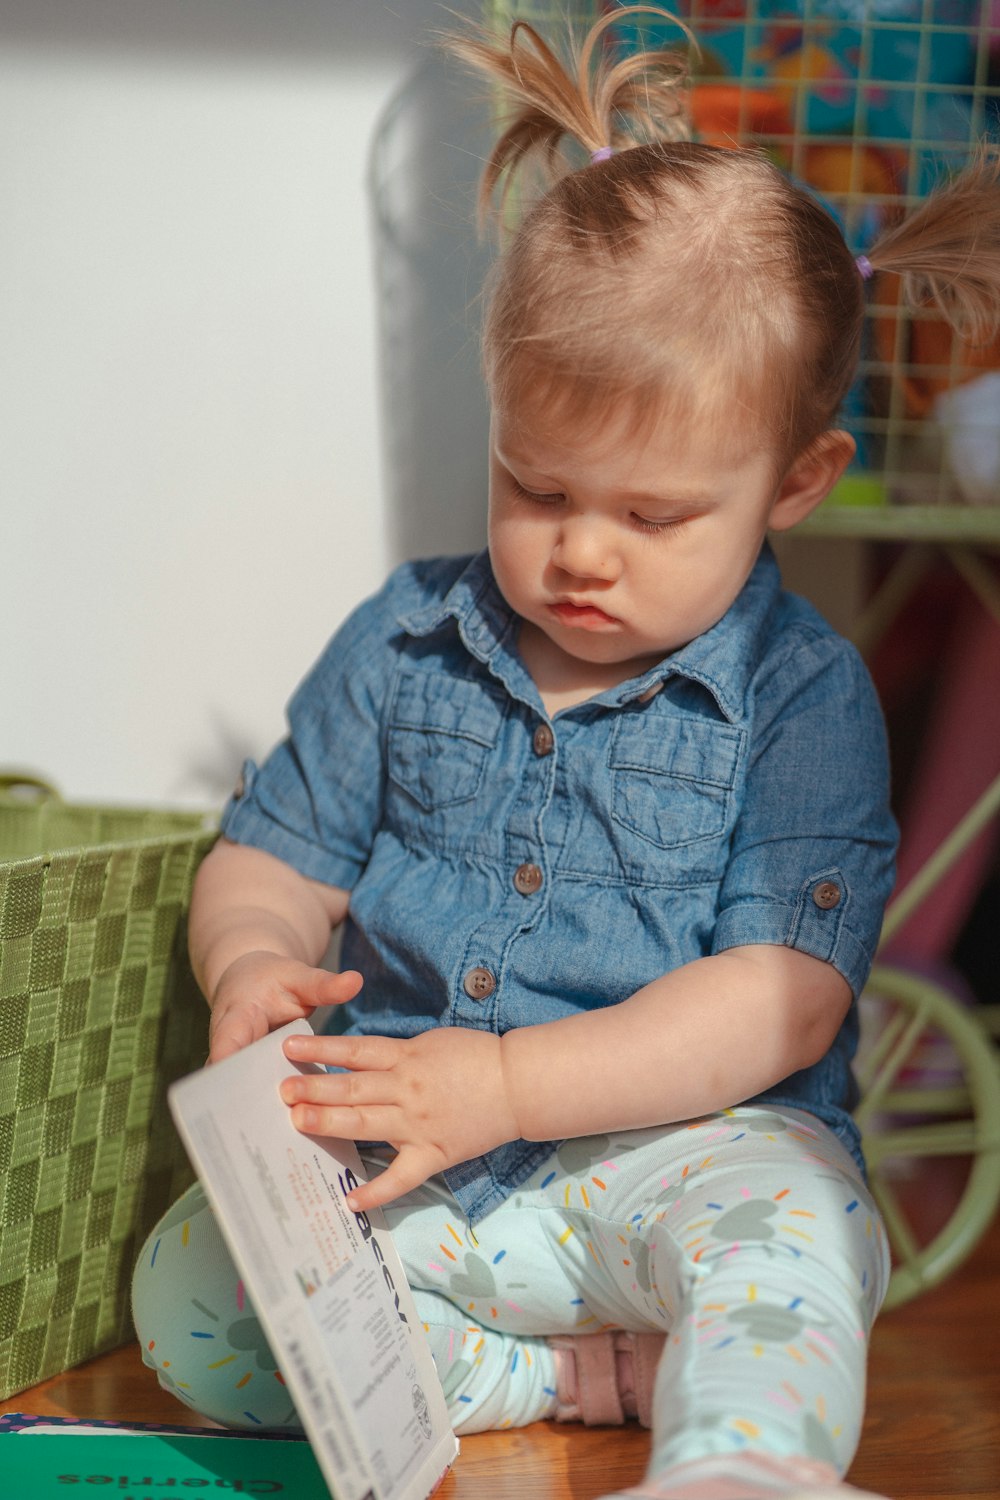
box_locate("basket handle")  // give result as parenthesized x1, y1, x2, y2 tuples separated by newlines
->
(0, 772, 62, 803)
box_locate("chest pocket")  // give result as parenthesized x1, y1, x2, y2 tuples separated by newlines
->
(387, 671, 504, 812)
(610, 711, 743, 852)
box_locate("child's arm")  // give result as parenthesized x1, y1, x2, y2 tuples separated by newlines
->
(191, 837, 362, 1063)
(280, 942, 849, 1211)
(501, 944, 851, 1138)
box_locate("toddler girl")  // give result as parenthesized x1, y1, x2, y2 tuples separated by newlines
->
(133, 8, 1000, 1498)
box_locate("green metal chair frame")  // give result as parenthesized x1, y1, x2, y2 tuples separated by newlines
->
(808, 515, 1000, 1308)
(856, 759, 1000, 1309)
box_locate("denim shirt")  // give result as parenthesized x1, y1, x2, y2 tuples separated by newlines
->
(223, 545, 897, 1221)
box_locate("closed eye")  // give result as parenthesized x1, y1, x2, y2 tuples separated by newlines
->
(631, 514, 691, 536)
(511, 477, 693, 535)
(512, 480, 564, 505)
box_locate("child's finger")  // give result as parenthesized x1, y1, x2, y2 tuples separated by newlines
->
(283, 1030, 400, 1071)
(278, 1068, 396, 1109)
(344, 1148, 435, 1213)
(286, 1099, 401, 1144)
(305, 968, 364, 1008)
(208, 1009, 266, 1065)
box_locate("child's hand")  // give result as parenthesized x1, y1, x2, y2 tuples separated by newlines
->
(278, 1027, 521, 1211)
(208, 952, 363, 1065)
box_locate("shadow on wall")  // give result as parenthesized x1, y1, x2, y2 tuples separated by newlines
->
(0, 0, 452, 63)
(5, 0, 492, 566)
(370, 49, 494, 566)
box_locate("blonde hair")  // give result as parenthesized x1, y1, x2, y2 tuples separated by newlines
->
(445, 6, 1000, 470)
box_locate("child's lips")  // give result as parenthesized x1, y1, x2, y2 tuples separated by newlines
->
(549, 599, 619, 628)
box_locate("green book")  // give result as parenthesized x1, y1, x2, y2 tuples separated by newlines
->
(0, 1430, 334, 1500)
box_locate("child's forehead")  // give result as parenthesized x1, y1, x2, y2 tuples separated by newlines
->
(492, 378, 771, 476)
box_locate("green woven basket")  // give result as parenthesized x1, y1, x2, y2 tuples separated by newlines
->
(0, 776, 217, 1399)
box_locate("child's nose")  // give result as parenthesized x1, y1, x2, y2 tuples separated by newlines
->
(551, 516, 619, 581)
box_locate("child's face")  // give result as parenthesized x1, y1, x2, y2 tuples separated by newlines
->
(488, 399, 793, 687)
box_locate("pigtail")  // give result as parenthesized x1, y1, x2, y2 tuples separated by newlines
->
(866, 146, 1000, 345)
(443, 5, 692, 224)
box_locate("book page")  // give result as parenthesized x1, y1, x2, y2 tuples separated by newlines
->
(168, 1021, 458, 1500)
(0, 1431, 331, 1498)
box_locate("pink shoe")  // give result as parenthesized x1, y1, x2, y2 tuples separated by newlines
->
(608, 1452, 890, 1499)
(549, 1330, 665, 1427)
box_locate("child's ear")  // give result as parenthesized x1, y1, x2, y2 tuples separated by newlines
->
(767, 430, 856, 533)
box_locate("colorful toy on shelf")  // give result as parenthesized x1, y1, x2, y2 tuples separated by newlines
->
(934, 373, 1000, 506)
(871, 271, 1000, 504)
(828, 474, 888, 508)
(687, 82, 791, 148)
(611, 0, 983, 197)
(750, 19, 854, 110)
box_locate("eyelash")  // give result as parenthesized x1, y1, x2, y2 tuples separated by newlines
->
(632, 515, 687, 537)
(511, 481, 688, 537)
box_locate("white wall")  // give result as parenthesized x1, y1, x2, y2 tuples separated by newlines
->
(1, 0, 476, 809)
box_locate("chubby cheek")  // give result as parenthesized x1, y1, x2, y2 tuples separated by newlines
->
(488, 513, 542, 605)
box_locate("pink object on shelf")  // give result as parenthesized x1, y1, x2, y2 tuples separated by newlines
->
(883, 590, 1000, 965)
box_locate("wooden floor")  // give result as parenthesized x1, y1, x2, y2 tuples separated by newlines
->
(4, 1196, 998, 1500)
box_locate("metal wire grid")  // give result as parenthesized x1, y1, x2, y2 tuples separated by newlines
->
(483, 1, 1000, 515)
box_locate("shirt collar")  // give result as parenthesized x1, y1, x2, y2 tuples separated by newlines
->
(623, 544, 783, 723)
(397, 545, 782, 725)
(398, 551, 516, 664)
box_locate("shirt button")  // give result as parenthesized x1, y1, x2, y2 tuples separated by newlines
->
(533, 723, 555, 757)
(463, 966, 496, 1001)
(813, 881, 842, 910)
(513, 862, 544, 896)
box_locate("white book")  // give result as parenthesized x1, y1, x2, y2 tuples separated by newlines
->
(168, 1020, 459, 1500)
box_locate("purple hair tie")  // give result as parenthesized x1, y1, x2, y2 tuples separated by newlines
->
(855, 254, 875, 281)
(590, 145, 614, 164)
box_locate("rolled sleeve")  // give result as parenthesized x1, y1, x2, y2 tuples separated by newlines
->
(712, 630, 898, 998)
(220, 579, 403, 890)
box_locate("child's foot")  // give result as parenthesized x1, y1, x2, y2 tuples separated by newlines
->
(549, 1331, 664, 1426)
(602, 1452, 889, 1499)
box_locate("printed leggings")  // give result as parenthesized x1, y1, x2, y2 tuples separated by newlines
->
(132, 1106, 889, 1486)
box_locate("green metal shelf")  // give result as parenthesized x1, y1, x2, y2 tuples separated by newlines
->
(800, 504, 1000, 544)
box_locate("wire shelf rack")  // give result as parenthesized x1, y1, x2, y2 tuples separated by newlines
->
(483, 0, 1000, 525)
